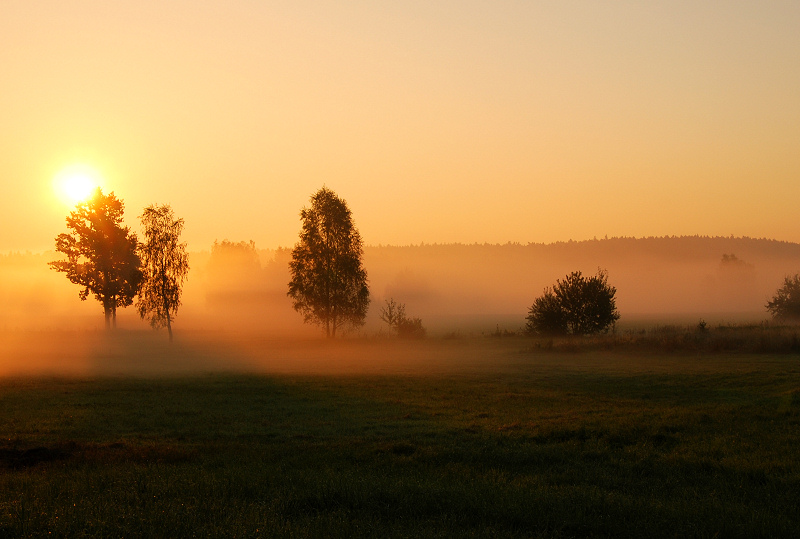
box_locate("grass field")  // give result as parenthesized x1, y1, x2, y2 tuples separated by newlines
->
(1, 331, 799, 537)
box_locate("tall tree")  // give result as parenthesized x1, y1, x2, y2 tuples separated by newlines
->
(288, 187, 369, 338)
(49, 188, 142, 329)
(136, 204, 189, 341)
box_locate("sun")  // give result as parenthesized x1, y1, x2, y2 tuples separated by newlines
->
(54, 165, 103, 205)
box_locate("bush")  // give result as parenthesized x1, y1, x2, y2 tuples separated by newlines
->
(396, 317, 426, 339)
(526, 269, 620, 336)
(766, 274, 800, 321)
(380, 299, 426, 339)
(526, 289, 567, 335)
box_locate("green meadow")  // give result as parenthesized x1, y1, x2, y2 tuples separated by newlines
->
(1, 333, 799, 538)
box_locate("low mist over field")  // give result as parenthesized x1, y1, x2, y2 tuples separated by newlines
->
(3, 4, 799, 536)
(0, 330, 534, 378)
(2, 236, 799, 337)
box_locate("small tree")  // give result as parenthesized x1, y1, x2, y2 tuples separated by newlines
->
(766, 274, 800, 320)
(136, 204, 189, 341)
(288, 187, 370, 338)
(380, 298, 426, 338)
(526, 269, 620, 336)
(379, 298, 406, 329)
(49, 188, 142, 329)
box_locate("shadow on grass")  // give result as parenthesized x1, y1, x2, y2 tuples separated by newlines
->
(1, 334, 799, 537)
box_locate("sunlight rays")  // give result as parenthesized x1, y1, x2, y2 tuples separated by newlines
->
(54, 164, 103, 206)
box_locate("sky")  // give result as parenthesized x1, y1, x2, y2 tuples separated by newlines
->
(2, 0, 799, 253)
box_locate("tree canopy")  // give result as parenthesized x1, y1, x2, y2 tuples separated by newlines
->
(288, 187, 369, 338)
(526, 269, 620, 336)
(766, 274, 800, 320)
(136, 204, 189, 341)
(49, 188, 142, 329)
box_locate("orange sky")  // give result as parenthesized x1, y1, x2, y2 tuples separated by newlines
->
(2, 1, 799, 253)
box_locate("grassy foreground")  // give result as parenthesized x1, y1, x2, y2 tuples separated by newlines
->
(1, 335, 799, 538)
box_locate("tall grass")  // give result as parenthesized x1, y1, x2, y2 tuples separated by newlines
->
(525, 321, 800, 354)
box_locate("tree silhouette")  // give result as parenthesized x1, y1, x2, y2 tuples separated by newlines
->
(766, 274, 800, 321)
(49, 188, 142, 329)
(288, 187, 369, 338)
(380, 298, 426, 338)
(525, 289, 568, 335)
(526, 269, 619, 336)
(136, 204, 189, 341)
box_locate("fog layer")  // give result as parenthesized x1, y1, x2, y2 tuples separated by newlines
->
(2, 236, 799, 336)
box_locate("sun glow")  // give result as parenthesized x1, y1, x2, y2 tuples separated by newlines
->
(54, 165, 102, 205)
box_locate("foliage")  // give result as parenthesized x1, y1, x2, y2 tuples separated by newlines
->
(766, 274, 800, 320)
(526, 269, 620, 335)
(288, 187, 369, 337)
(136, 204, 189, 341)
(719, 253, 752, 269)
(525, 288, 568, 335)
(49, 188, 142, 329)
(379, 298, 426, 338)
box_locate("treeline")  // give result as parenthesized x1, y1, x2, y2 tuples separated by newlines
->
(5, 189, 800, 335)
(190, 237, 797, 324)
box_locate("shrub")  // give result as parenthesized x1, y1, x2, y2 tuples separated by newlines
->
(380, 299, 426, 339)
(526, 269, 620, 336)
(396, 317, 426, 339)
(766, 274, 800, 321)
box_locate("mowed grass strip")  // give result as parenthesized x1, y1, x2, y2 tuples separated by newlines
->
(1, 345, 799, 538)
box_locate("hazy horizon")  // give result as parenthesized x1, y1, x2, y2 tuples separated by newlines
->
(3, 236, 798, 338)
(5, 232, 800, 257)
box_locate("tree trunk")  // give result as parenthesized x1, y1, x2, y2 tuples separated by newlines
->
(104, 309, 111, 330)
(164, 294, 173, 342)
